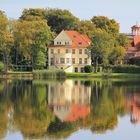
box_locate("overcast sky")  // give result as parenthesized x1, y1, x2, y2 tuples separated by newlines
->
(0, 0, 140, 33)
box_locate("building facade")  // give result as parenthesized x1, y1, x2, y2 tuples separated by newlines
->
(126, 25, 140, 61)
(48, 30, 91, 72)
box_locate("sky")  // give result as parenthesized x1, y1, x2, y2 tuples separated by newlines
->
(0, 0, 140, 33)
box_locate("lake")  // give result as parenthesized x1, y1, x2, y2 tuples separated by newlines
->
(0, 79, 140, 140)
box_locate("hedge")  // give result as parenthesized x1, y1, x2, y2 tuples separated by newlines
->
(111, 65, 140, 73)
(84, 65, 93, 73)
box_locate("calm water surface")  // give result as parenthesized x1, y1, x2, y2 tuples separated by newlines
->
(0, 79, 140, 140)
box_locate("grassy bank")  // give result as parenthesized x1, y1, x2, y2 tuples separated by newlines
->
(66, 72, 140, 79)
(1, 71, 140, 79)
(7, 71, 32, 74)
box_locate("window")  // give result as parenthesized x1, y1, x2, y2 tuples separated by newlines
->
(58, 49, 60, 53)
(84, 58, 88, 64)
(66, 58, 70, 63)
(57, 42, 61, 45)
(85, 49, 88, 54)
(79, 49, 82, 54)
(79, 42, 82, 45)
(79, 58, 82, 64)
(72, 49, 75, 54)
(51, 49, 54, 54)
(66, 49, 69, 53)
(65, 42, 69, 45)
(75, 67, 78, 72)
(51, 58, 54, 65)
(72, 58, 75, 64)
(60, 58, 65, 64)
(81, 67, 84, 72)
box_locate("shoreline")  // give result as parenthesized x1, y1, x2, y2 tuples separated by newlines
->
(1, 72, 140, 79)
(0, 73, 33, 79)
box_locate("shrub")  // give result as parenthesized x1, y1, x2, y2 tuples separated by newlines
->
(84, 65, 93, 73)
(111, 65, 140, 73)
(33, 69, 66, 79)
(0, 62, 4, 72)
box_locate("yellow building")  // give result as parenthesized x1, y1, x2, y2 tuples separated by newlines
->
(48, 30, 91, 72)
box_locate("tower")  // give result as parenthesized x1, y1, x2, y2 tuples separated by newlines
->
(131, 23, 140, 36)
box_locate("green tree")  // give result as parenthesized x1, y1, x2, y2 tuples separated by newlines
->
(117, 33, 131, 48)
(45, 9, 79, 33)
(13, 20, 54, 69)
(90, 31, 116, 71)
(20, 8, 46, 21)
(76, 20, 96, 39)
(20, 8, 79, 34)
(35, 50, 46, 69)
(109, 46, 126, 65)
(91, 16, 119, 37)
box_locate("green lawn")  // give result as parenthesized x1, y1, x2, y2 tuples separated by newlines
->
(66, 72, 140, 79)
(1, 71, 140, 80)
(8, 71, 32, 74)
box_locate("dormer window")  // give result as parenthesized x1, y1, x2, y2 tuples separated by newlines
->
(79, 42, 82, 45)
(65, 42, 70, 45)
(57, 42, 61, 45)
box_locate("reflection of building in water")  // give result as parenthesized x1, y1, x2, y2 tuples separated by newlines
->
(48, 80, 91, 122)
(127, 94, 140, 123)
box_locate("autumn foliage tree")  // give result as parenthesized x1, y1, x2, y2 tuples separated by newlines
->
(91, 16, 120, 37)
(0, 11, 14, 73)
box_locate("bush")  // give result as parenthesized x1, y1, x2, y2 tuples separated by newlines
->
(111, 65, 140, 73)
(84, 65, 93, 73)
(33, 69, 66, 79)
(0, 62, 4, 72)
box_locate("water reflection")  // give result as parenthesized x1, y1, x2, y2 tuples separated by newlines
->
(48, 80, 91, 122)
(127, 93, 140, 123)
(0, 79, 140, 139)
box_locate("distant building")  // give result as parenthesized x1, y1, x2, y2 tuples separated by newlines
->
(126, 25, 140, 61)
(48, 30, 91, 72)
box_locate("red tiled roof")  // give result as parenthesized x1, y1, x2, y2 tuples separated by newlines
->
(64, 30, 91, 48)
(81, 34, 91, 44)
(126, 47, 138, 52)
(49, 30, 91, 48)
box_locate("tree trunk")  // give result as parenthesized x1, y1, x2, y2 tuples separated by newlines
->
(95, 57, 98, 73)
(2, 53, 8, 74)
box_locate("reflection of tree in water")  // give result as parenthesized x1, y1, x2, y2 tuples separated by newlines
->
(0, 80, 11, 138)
(0, 102, 7, 138)
(11, 80, 54, 139)
(90, 81, 128, 133)
(47, 117, 77, 139)
(0, 79, 133, 139)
